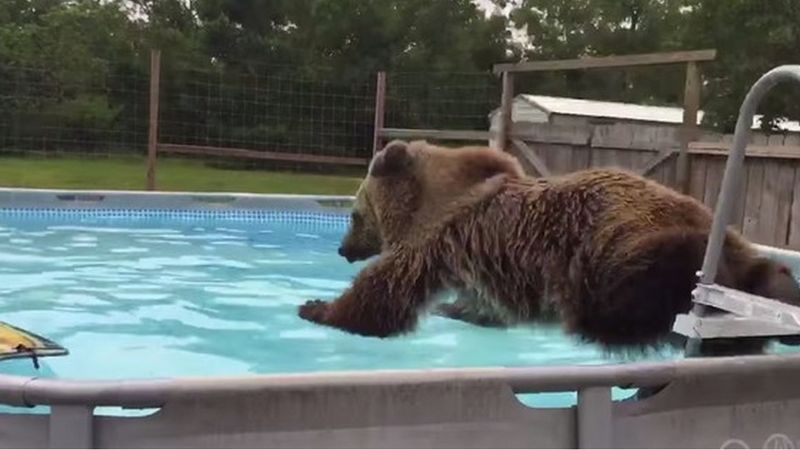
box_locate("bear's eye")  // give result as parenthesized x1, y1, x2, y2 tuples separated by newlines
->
(351, 212, 362, 225)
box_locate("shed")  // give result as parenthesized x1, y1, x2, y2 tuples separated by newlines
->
(488, 94, 800, 148)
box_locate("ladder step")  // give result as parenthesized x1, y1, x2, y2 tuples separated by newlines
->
(673, 283, 800, 340)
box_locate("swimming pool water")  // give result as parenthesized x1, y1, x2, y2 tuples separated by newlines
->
(0, 210, 686, 410)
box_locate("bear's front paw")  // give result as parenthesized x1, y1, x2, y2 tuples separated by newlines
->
(298, 299, 329, 324)
(432, 303, 464, 320)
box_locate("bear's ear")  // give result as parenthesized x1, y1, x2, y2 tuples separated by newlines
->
(370, 140, 412, 177)
(466, 151, 525, 181)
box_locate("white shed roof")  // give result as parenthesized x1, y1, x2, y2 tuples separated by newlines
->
(494, 94, 800, 132)
(519, 94, 703, 125)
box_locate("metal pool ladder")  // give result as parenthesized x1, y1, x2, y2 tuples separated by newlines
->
(672, 65, 800, 357)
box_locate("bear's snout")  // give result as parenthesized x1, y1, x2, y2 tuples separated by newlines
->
(338, 243, 375, 263)
(338, 245, 358, 263)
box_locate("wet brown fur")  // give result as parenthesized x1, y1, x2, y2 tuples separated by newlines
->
(301, 140, 800, 351)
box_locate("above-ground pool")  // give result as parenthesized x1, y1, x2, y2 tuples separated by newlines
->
(0, 196, 798, 416)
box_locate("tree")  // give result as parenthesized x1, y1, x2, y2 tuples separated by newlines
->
(682, 0, 800, 131)
(499, 0, 800, 132)
(0, 0, 141, 152)
(503, 0, 690, 106)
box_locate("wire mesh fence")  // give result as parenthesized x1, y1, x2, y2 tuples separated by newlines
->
(158, 66, 377, 162)
(385, 70, 501, 134)
(0, 64, 149, 158)
(0, 51, 501, 191)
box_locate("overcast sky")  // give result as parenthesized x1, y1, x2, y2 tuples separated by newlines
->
(473, 0, 530, 49)
(474, 0, 514, 17)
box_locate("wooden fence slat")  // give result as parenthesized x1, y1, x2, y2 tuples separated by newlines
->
(730, 162, 749, 233)
(655, 146, 678, 189)
(621, 149, 638, 170)
(591, 148, 616, 170)
(639, 148, 675, 178)
(591, 148, 618, 170)
(622, 148, 640, 171)
(493, 49, 717, 73)
(688, 154, 708, 202)
(511, 139, 551, 176)
(702, 156, 725, 210)
(768, 134, 787, 146)
(547, 144, 574, 175)
(688, 142, 800, 159)
(511, 123, 592, 146)
(742, 160, 766, 241)
(572, 144, 591, 171)
(744, 134, 771, 240)
(610, 149, 629, 170)
(758, 135, 794, 244)
(158, 143, 369, 166)
(700, 130, 724, 142)
(630, 125, 664, 151)
(380, 128, 491, 142)
(759, 160, 784, 246)
(788, 165, 800, 249)
(537, 145, 558, 174)
(590, 124, 635, 149)
(774, 164, 796, 246)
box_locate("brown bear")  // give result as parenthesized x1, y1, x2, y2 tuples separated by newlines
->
(335, 141, 528, 329)
(300, 139, 800, 353)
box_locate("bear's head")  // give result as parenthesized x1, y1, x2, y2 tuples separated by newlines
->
(744, 257, 800, 305)
(337, 139, 525, 263)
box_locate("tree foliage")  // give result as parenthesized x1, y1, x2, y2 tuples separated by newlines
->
(502, 0, 800, 131)
(0, 0, 798, 158)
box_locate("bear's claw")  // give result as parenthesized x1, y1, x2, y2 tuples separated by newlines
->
(298, 299, 329, 323)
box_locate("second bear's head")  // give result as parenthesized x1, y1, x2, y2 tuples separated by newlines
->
(338, 139, 525, 263)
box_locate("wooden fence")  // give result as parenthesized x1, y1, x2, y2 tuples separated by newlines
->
(502, 122, 800, 250)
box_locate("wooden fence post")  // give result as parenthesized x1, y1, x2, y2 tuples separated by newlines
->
(678, 61, 701, 194)
(372, 71, 387, 155)
(146, 49, 161, 191)
(496, 71, 514, 152)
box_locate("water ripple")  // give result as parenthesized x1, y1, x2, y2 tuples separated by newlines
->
(0, 216, 695, 403)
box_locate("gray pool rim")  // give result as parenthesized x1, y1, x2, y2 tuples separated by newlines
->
(0, 186, 798, 410)
(0, 186, 356, 214)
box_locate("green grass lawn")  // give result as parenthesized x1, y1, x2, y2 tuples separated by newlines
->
(0, 157, 363, 195)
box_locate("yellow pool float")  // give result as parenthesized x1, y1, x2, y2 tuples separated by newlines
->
(0, 322, 67, 368)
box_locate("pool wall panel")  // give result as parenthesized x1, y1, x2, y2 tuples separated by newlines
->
(0, 413, 48, 448)
(95, 380, 575, 448)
